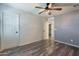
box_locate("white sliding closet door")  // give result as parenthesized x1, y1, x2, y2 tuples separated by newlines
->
(1, 11, 19, 50)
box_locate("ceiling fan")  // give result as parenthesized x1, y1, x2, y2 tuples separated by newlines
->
(35, 3, 62, 15)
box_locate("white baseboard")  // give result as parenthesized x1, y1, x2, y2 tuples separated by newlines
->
(54, 40, 79, 48)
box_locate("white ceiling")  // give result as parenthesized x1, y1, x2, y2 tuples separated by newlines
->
(2, 3, 79, 17)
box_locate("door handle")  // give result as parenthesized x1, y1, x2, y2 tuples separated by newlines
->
(16, 31, 18, 33)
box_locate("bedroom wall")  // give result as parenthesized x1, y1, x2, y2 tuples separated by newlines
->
(54, 9, 79, 47)
(19, 12, 47, 46)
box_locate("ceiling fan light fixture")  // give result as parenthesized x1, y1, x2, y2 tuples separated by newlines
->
(35, 3, 62, 15)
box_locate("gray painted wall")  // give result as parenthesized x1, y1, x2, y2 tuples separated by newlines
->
(54, 10, 79, 47)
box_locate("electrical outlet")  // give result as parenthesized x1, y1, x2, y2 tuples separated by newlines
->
(70, 39, 73, 42)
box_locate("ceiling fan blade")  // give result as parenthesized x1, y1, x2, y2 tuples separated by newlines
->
(35, 6, 45, 9)
(53, 8, 62, 10)
(39, 10, 47, 14)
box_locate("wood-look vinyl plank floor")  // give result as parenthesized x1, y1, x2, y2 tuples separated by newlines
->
(1, 40, 79, 56)
(50, 42, 79, 56)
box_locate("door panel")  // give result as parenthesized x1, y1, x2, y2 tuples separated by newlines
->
(43, 21, 49, 39)
(0, 12, 2, 50)
(1, 11, 19, 50)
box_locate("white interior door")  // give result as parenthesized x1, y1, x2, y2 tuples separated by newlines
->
(0, 12, 2, 50)
(1, 11, 19, 50)
(43, 20, 49, 40)
(48, 17, 54, 39)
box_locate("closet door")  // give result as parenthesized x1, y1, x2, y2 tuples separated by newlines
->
(0, 11, 2, 50)
(1, 11, 20, 50)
